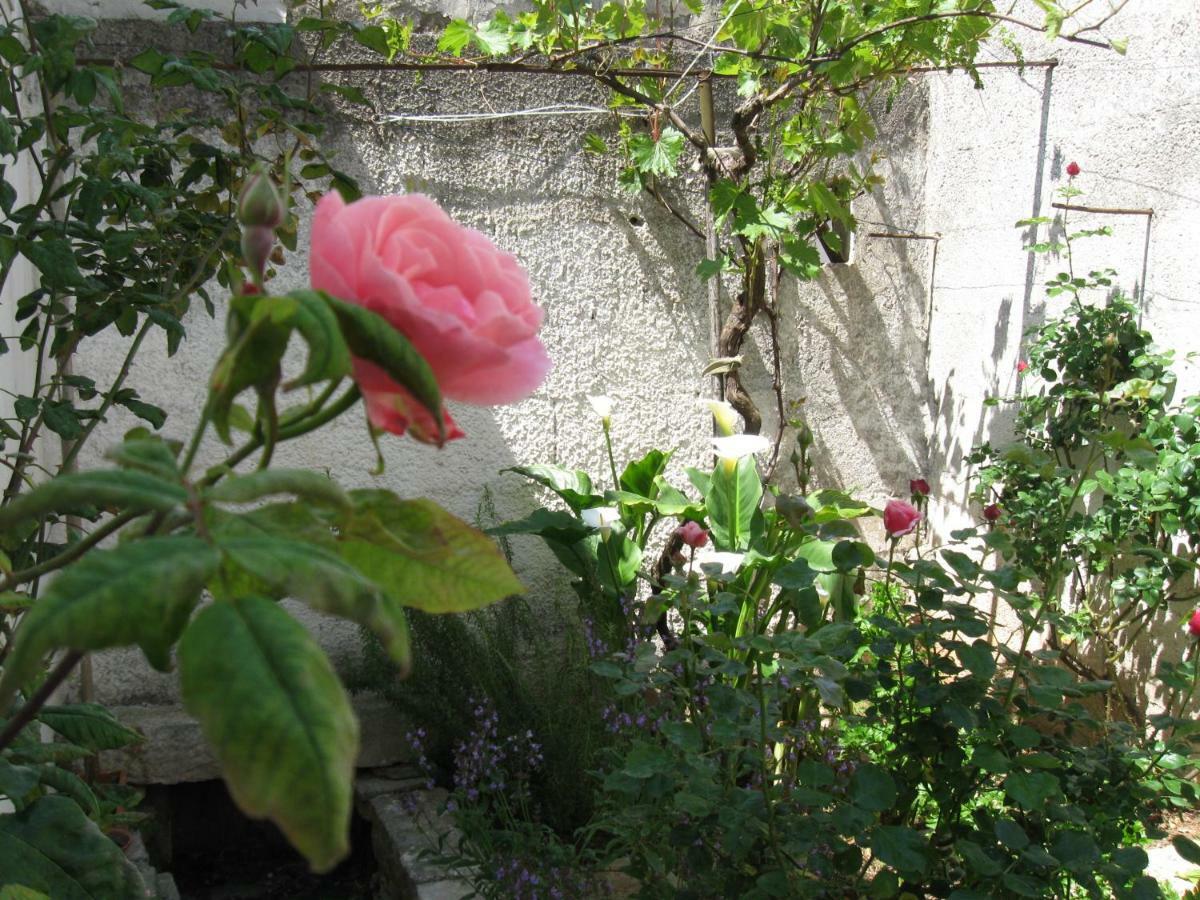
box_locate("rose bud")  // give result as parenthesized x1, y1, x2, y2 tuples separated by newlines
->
(883, 499, 921, 538)
(983, 503, 1002, 523)
(676, 521, 709, 549)
(238, 167, 285, 229)
(1066, 161, 1081, 178)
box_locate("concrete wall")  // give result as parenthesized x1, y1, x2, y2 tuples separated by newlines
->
(924, 1, 1200, 535)
(16, 0, 1198, 777)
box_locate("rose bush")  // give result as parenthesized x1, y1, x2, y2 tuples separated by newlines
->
(310, 193, 552, 444)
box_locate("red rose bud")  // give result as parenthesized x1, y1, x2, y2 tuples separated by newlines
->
(676, 521, 710, 549)
(910, 478, 931, 498)
(237, 167, 285, 229)
(1017, 360, 1030, 374)
(983, 503, 1002, 523)
(1189, 610, 1200, 637)
(1066, 161, 1081, 178)
(240, 281, 260, 296)
(883, 499, 921, 538)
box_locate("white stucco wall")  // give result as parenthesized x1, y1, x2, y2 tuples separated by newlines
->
(924, 1, 1200, 534)
(12, 0, 1197, 776)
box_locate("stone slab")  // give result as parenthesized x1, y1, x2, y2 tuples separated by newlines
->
(100, 693, 413, 784)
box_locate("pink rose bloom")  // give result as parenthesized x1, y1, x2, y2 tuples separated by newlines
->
(883, 499, 921, 538)
(676, 521, 709, 549)
(1189, 610, 1200, 638)
(1017, 360, 1030, 374)
(310, 192, 551, 444)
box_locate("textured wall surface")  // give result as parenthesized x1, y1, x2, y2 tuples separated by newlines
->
(924, 1, 1200, 535)
(20, 0, 1200, 774)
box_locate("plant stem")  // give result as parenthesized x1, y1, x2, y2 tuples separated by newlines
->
(0, 510, 139, 593)
(59, 320, 154, 473)
(0, 650, 83, 750)
(197, 385, 361, 488)
(603, 422, 620, 491)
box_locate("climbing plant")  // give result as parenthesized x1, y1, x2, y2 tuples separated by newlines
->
(355, 0, 1129, 469)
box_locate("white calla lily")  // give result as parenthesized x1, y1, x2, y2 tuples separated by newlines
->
(587, 395, 614, 423)
(712, 434, 771, 462)
(581, 505, 621, 539)
(699, 399, 739, 436)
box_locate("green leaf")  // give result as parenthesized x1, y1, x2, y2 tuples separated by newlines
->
(706, 456, 762, 551)
(0, 469, 186, 531)
(870, 825, 928, 876)
(206, 469, 349, 511)
(105, 438, 179, 480)
(1050, 830, 1098, 874)
(0, 758, 39, 803)
(209, 299, 291, 443)
(504, 464, 598, 512)
(831, 540, 873, 572)
(339, 491, 523, 613)
(773, 557, 817, 590)
(0, 795, 145, 898)
(437, 19, 474, 54)
(956, 840, 1003, 877)
(116, 397, 166, 429)
(0, 884, 50, 899)
(620, 449, 671, 498)
(213, 532, 410, 672)
(957, 640, 996, 679)
(1004, 771, 1061, 810)
(994, 817, 1030, 850)
(473, 16, 512, 55)
(263, 290, 352, 390)
(851, 764, 896, 812)
(23, 239, 83, 287)
(628, 127, 685, 177)
(0, 537, 219, 709)
(129, 47, 167, 74)
(322, 295, 443, 440)
(353, 24, 390, 56)
(487, 508, 593, 545)
(41, 401, 82, 440)
(179, 596, 358, 873)
(37, 703, 142, 752)
(1172, 834, 1200, 865)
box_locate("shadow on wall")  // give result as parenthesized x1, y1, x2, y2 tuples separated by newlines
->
(781, 231, 935, 498)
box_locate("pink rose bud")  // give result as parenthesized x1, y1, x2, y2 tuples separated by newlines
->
(883, 499, 921, 538)
(909, 478, 930, 498)
(1189, 610, 1200, 637)
(983, 503, 1002, 523)
(1066, 161, 1081, 178)
(310, 193, 551, 445)
(676, 521, 709, 549)
(237, 167, 285, 229)
(240, 225, 275, 282)
(1017, 360, 1030, 374)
